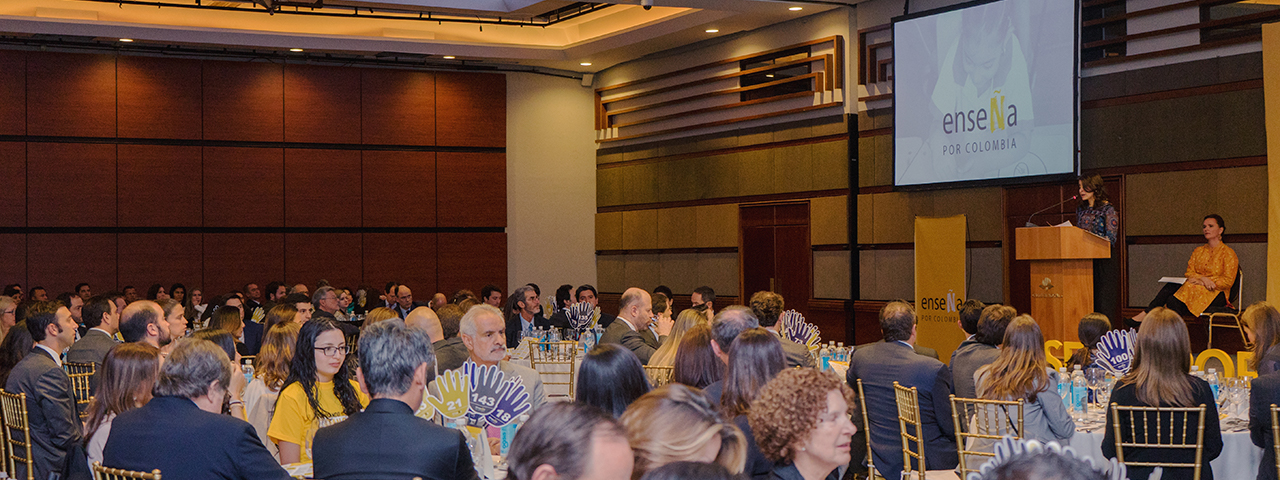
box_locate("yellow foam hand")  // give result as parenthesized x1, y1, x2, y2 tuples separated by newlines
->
(426, 369, 470, 419)
(414, 386, 436, 420)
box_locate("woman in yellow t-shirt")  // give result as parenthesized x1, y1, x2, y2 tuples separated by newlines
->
(268, 318, 368, 464)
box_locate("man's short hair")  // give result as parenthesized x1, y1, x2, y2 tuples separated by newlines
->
(481, 284, 502, 300)
(711, 306, 759, 352)
(154, 338, 232, 399)
(555, 284, 573, 308)
(312, 286, 336, 306)
(264, 281, 284, 299)
(653, 285, 674, 298)
(749, 291, 785, 328)
(2, 284, 19, 297)
(460, 304, 502, 338)
(27, 311, 59, 342)
(54, 292, 75, 309)
(437, 304, 464, 339)
(83, 295, 114, 329)
(75, 283, 89, 293)
(693, 286, 716, 304)
(282, 293, 311, 306)
(879, 301, 916, 343)
(575, 284, 598, 299)
(526, 283, 541, 296)
(976, 305, 1018, 346)
(119, 300, 163, 343)
(384, 281, 399, 296)
(359, 320, 437, 397)
(506, 402, 627, 480)
(619, 288, 646, 310)
(958, 299, 987, 335)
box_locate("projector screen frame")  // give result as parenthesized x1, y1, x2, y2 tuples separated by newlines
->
(889, 0, 1080, 192)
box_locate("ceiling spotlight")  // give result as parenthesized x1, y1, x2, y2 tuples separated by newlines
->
(580, 62, 592, 66)
(766, 74, 775, 78)
(289, 48, 303, 52)
(705, 28, 719, 33)
(119, 38, 134, 42)
(443, 55, 456, 59)
(789, 6, 803, 11)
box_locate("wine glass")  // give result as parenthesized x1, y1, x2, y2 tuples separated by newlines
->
(1086, 367, 1103, 410)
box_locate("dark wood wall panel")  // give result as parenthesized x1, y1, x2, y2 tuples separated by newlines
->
(361, 151, 435, 228)
(286, 233, 362, 289)
(27, 143, 116, 227)
(26, 53, 116, 138)
(436, 73, 505, 148)
(203, 147, 283, 227)
(0, 142, 24, 227)
(438, 232, 506, 297)
(285, 65, 361, 145)
(362, 69, 435, 146)
(118, 145, 202, 227)
(27, 234, 117, 295)
(203, 61, 283, 142)
(0, 235, 25, 289)
(117, 56, 202, 140)
(204, 233, 284, 296)
(363, 233, 437, 298)
(437, 152, 505, 227)
(118, 233, 202, 291)
(284, 149, 360, 228)
(0, 51, 24, 136)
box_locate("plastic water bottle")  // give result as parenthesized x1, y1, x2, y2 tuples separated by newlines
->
(1206, 368, 1220, 401)
(819, 343, 832, 371)
(499, 414, 529, 457)
(242, 359, 254, 385)
(1058, 367, 1071, 410)
(836, 342, 846, 362)
(1071, 366, 1088, 416)
(1190, 365, 1202, 379)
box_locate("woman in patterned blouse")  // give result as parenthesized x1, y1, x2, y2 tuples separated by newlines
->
(1077, 174, 1120, 321)
(1130, 214, 1238, 325)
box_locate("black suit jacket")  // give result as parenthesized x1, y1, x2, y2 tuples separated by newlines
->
(1104, 379, 1222, 480)
(5, 348, 83, 480)
(65, 329, 118, 396)
(432, 337, 471, 373)
(598, 318, 658, 364)
(241, 320, 265, 356)
(103, 396, 290, 480)
(848, 341, 957, 479)
(504, 313, 550, 349)
(313, 399, 478, 480)
(1252, 373, 1280, 480)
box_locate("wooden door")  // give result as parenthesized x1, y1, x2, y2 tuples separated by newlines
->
(740, 202, 811, 315)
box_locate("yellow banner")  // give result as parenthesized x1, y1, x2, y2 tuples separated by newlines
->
(1265, 23, 1280, 304)
(915, 215, 968, 364)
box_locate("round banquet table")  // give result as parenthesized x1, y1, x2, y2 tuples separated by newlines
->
(1065, 411, 1261, 479)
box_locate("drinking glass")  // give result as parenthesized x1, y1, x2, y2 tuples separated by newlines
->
(1086, 368, 1103, 409)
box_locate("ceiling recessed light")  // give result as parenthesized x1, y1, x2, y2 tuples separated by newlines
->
(766, 74, 775, 78)
(580, 62, 592, 66)
(443, 55, 456, 59)
(289, 48, 304, 52)
(705, 28, 719, 33)
(119, 38, 134, 42)
(789, 6, 803, 11)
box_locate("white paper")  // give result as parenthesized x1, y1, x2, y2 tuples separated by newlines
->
(1055, 220, 1074, 227)
(1159, 277, 1187, 284)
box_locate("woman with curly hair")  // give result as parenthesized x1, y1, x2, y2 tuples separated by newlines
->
(621, 383, 747, 479)
(268, 318, 369, 464)
(749, 368, 857, 480)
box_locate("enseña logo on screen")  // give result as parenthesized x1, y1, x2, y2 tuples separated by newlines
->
(941, 91, 1019, 135)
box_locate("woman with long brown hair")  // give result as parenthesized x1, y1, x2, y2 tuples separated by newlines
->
(671, 324, 723, 390)
(1102, 307, 1222, 480)
(650, 309, 707, 367)
(719, 328, 787, 478)
(1243, 302, 1280, 375)
(971, 315, 1074, 461)
(85, 343, 162, 470)
(1065, 312, 1111, 370)
(244, 322, 301, 460)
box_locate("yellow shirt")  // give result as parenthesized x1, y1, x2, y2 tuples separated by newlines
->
(1174, 243, 1239, 316)
(266, 379, 369, 463)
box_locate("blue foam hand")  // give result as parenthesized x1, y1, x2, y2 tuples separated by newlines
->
(485, 377, 532, 426)
(463, 361, 508, 416)
(567, 302, 595, 330)
(1093, 329, 1134, 375)
(781, 310, 805, 335)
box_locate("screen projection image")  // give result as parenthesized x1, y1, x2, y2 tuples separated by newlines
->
(893, 0, 1077, 187)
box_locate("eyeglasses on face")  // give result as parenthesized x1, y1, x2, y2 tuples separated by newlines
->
(314, 345, 349, 357)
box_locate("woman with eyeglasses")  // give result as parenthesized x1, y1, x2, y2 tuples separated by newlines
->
(267, 318, 368, 465)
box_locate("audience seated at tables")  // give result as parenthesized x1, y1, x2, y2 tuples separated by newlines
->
(953, 304, 1015, 401)
(84, 343, 160, 471)
(432, 304, 471, 372)
(847, 301, 957, 479)
(749, 368, 858, 480)
(281, 293, 314, 323)
(600, 288, 672, 365)
(262, 303, 299, 334)
(268, 318, 370, 464)
(156, 298, 190, 346)
(244, 322, 300, 461)
(1243, 301, 1280, 375)
(67, 294, 122, 396)
(505, 285, 553, 348)
(186, 288, 206, 324)
(644, 293, 672, 349)
(208, 306, 248, 357)
(720, 328, 787, 479)
(459, 304, 547, 408)
(749, 291, 814, 369)
(576, 344, 651, 418)
(672, 323, 723, 390)
(192, 330, 249, 419)
(640, 461, 739, 480)
(0, 322, 33, 387)
(948, 299, 986, 373)
(575, 284, 618, 329)
(506, 402, 633, 480)
(361, 306, 401, 330)
(312, 320, 477, 480)
(0, 295, 17, 340)
(649, 308, 707, 368)
(103, 338, 291, 479)
(119, 300, 170, 349)
(621, 383, 747, 478)
(704, 306, 761, 403)
(7, 301, 86, 480)
(1252, 369, 1280, 480)
(1102, 307, 1221, 480)
(1065, 313, 1111, 370)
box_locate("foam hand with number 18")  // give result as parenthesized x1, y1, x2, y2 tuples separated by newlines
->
(426, 369, 470, 419)
(485, 377, 532, 426)
(464, 361, 508, 415)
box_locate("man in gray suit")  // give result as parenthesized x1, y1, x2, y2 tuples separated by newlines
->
(748, 291, 814, 368)
(599, 288, 672, 365)
(951, 304, 1015, 400)
(848, 301, 956, 479)
(67, 295, 121, 396)
(6, 302, 85, 480)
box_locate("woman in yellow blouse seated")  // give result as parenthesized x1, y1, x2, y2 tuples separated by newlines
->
(267, 317, 369, 464)
(1130, 214, 1238, 326)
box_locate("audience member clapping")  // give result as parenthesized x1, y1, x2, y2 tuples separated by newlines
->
(84, 343, 161, 471)
(621, 384, 747, 478)
(507, 402, 632, 480)
(577, 344, 651, 418)
(749, 368, 857, 480)
(720, 328, 787, 478)
(649, 309, 707, 367)
(268, 318, 369, 464)
(672, 324, 723, 389)
(102, 338, 291, 479)
(245, 322, 300, 460)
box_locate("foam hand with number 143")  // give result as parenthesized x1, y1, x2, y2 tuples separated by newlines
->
(1092, 329, 1134, 375)
(426, 369, 470, 419)
(464, 361, 508, 415)
(485, 377, 532, 426)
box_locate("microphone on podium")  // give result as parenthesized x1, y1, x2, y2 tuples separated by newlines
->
(1025, 195, 1078, 227)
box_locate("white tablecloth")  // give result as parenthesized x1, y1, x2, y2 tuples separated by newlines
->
(1067, 422, 1262, 479)
(508, 341, 583, 398)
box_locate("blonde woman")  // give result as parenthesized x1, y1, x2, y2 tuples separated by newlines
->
(649, 309, 707, 367)
(1242, 302, 1280, 375)
(243, 322, 301, 460)
(621, 384, 747, 479)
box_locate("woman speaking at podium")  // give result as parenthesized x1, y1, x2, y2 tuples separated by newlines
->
(1129, 214, 1238, 326)
(1076, 175, 1119, 322)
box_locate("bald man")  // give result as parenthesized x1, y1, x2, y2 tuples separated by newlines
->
(118, 300, 170, 349)
(597, 288, 673, 365)
(404, 307, 444, 344)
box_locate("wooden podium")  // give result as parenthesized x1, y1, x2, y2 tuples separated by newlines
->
(1015, 226, 1112, 342)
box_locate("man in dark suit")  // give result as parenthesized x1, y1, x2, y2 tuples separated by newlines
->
(66, 295, 121, 396)
(748, 291, 815, 368)
(504, 285, 551, 349)
(6, 302, 84, 480)
(599, 288, 672, 365)
(104, 337, 289, 479)
(432, 305, 471, 372)
(391, 285, 428, 321)
(575, 285, 618, 329)
(952, 304, 1014, 400)
(314, 320, 477, 480)
(847, 301, 957, 479)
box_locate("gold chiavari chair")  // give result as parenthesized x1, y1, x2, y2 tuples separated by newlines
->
(643, 365, 674, 388)
(856, 379, 883, 480)
(0, 389, 33, 480)
(950, 395, 1024, 477)
(1271, 404, 1280, 480)
(528, 340, 578, 398)
(64, 362, 95, 421)
(894, 382, 958, 480)
(1110, 403, 1208, 480)
(91, 462, 161, 480)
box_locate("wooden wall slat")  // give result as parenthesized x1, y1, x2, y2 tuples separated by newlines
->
(361, 69, 435, 146)
(203, 233, 284, 297)
(284, 149, 361, 228)
(285, 233, 362, 290)
(27, 143, 116, 227)
(26, 53, 116, 138)
(437, 152, 505, 227)
(363, 233, 437, 300)
(285, 65, 361, 145)
(361, 151, 436, 228)
(118, 233, 203, 292)
(202, 61, 283, 142)
(0, 142, 24, 228)
(117, 56, 202, 140)
(118, 145, 202, 227)
(203, 147, 283, 227)
(0, 50, 24, 136)
(0, 235, 26, 289)
(438, 232, 506, 298)
(436, 73, 505, 148)
(27, 233, 117, 295)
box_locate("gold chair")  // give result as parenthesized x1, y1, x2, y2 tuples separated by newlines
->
(643, 365, 674, 388)
(1110, 403, 1208, 480)
(0, 389, 33, 480)
(64, 362, 95, 421)
(1206, 268, 1246, 349)
(1272, 404, 1280, 480)
(950, 395, 1024, 477)
(856, 379, 883, 480)
(91, 462, 161, 480)
(894, 382, 958, 480)
(527, 340, 578, 398)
